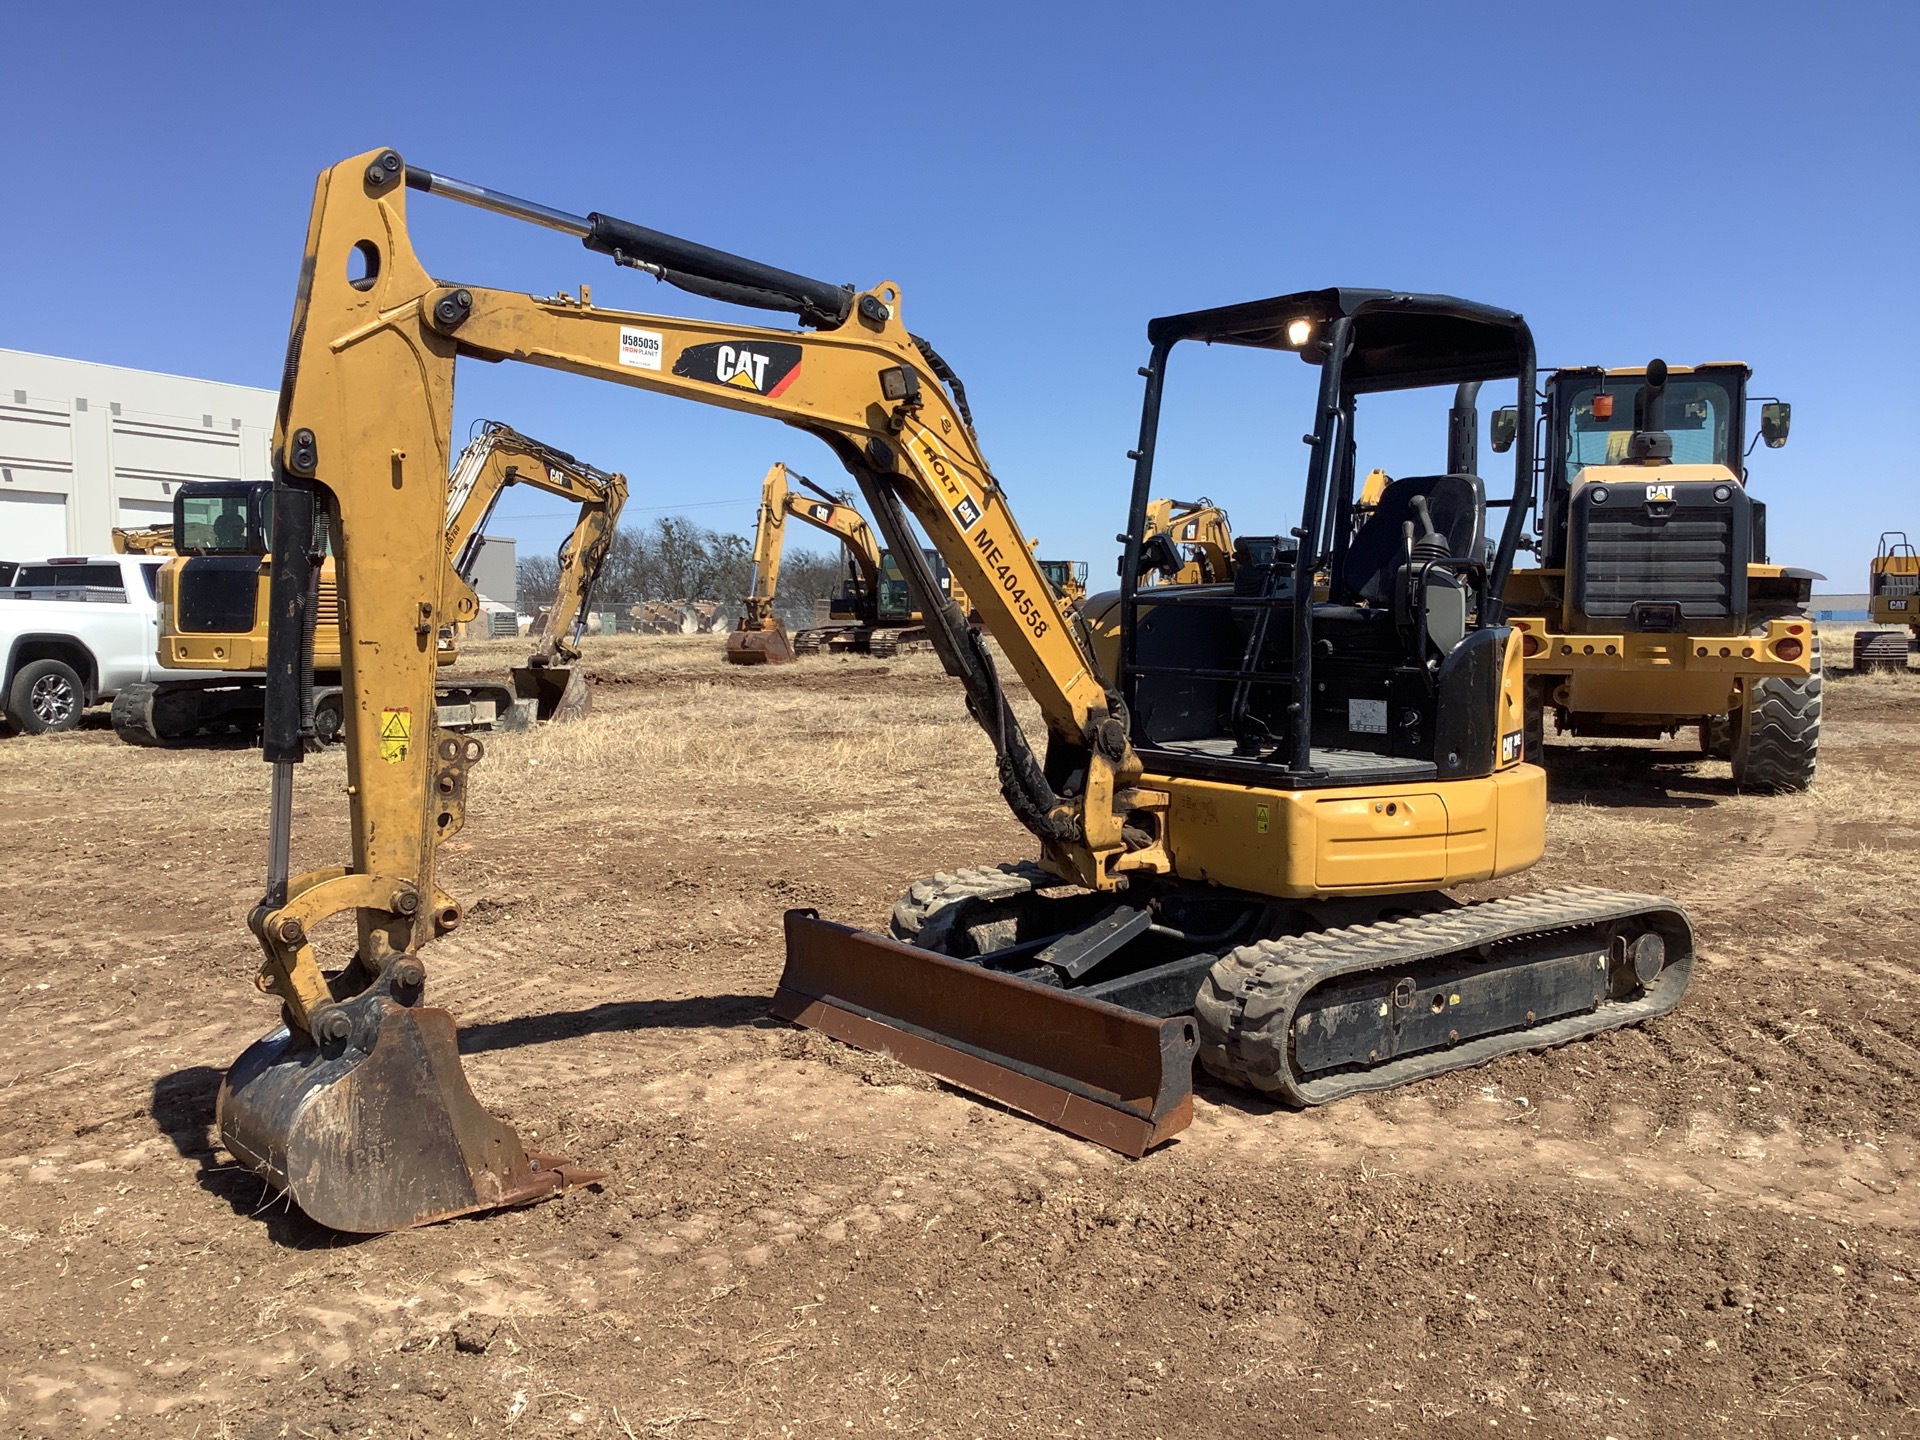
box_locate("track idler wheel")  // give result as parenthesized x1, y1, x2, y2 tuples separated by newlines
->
(217, 968, 597, 1233)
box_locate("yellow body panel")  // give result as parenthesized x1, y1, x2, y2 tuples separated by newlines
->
(1161, 764, 1543, 898)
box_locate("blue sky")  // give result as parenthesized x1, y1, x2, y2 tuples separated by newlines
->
(4, 2, 1914, 590)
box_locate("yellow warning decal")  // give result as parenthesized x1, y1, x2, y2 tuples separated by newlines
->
(1255, 804, 1270, 836)
(379, 707, 412, 765)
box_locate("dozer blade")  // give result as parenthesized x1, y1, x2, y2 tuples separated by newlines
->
(773, 911, 1196, 1157)
(217, 984, 597, 1234)
(724, 622, 797, 665)
(510, 664, 591, 722)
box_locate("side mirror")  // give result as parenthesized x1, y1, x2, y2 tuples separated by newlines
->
(1490, 407, 1519, 454)
(1761, 401, 1791, 449)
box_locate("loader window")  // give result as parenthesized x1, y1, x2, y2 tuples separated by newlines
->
(179, 485, 272, 555)
(1554, 373, 1738, 488)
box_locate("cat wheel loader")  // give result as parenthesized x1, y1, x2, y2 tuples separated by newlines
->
(724, 461, 881, 663)
(1858, 532, 1918, 672)
(111, 421, 624, 745)
(218, 148, 1694, 1235)
(1497, 362, 1823, 790)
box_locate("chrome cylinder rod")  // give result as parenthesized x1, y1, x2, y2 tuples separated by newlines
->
(404, 167, 591, 239)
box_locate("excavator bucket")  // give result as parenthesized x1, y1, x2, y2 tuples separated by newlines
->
(217, 982, 597, 1233)
(725, 620, 797, 665)
(510, 663, 591, 722)
(773, 911, 1196, 1157)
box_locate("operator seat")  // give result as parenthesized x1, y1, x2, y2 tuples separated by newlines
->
(1341, 474, 1485, 606)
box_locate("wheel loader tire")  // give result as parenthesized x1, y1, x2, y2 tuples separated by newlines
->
(1731, 638, 1821, 793)
(889, 861, 1056, 955)
(6, 658, 86, 734)
(1853, 629, 1910, 673)
(1702, 713, 1734, 760)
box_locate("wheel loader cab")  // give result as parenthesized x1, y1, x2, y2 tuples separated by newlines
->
(1117, 289, 1538, 792)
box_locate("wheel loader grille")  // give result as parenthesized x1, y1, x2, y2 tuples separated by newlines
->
(315, 577, 340, 629)
(1569, 482, 1749, 627)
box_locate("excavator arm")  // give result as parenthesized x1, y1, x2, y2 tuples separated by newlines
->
(725, 462, 799, 663)
(784, 481, 881, 585)
(218, 148, 1162, 1232)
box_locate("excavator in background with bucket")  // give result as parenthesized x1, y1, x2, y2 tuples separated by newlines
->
(1496, 361, 1821, 789)
(725, 460, 881, 664)
(217, 147, 1696, 1234)
(111, 421, 624, 744)
(1858, 532, 1918, 672)
(1140, 498, 1236, 586)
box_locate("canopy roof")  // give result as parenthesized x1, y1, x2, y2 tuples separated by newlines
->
(1147, 288, 1532, 394)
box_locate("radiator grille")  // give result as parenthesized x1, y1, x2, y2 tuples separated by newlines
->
(1577, 509, 1734, 621)
(315, 577, 340, 630)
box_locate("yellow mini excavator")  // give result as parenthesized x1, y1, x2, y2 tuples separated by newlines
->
(218, 149, 1695, 1234)
(111, 421, 624, 744)
(725, 461, 881, 664)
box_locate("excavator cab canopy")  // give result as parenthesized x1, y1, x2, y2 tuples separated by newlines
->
(1121, 288, 1537, 787)
(1146, 287, 1532, 395)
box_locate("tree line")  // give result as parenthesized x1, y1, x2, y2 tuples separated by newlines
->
(516, 514, 850, 628)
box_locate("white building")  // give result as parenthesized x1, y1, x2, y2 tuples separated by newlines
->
(0, 348, 275, 558)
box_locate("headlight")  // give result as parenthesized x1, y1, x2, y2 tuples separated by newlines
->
(1286, 318, 1313, 347)
(1589, 487, 1609, 505)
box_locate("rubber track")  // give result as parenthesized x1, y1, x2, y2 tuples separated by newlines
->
(109, 683, 169, 747)
(1734, 639, 1821, 792)
(889, 861, 1057, 951)
(1195, 885, 1695, 1106)
(1852, 630, 1909, 673)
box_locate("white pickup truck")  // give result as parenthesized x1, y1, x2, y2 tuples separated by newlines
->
(0, 555, 223, 733)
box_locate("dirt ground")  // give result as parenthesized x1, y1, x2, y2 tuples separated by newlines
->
(2, 633, 1916, 1439)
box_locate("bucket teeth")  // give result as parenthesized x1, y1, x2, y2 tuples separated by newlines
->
(218, 986, 597, 1234)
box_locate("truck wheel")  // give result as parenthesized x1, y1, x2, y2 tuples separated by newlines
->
(1701, 713, 1734, 759)
(7, 658, 86, 734)
(1732, 638, 1821, 792)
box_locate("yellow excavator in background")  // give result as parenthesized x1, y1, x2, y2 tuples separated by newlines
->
(111, 421, 625, 744)
(111, 524, 177, 556)
(725, 460, 881, 664)
(1859, 532, 1918, 672)
(1140, 498, 1236, 586)
(219, 148, 1694, 1234)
